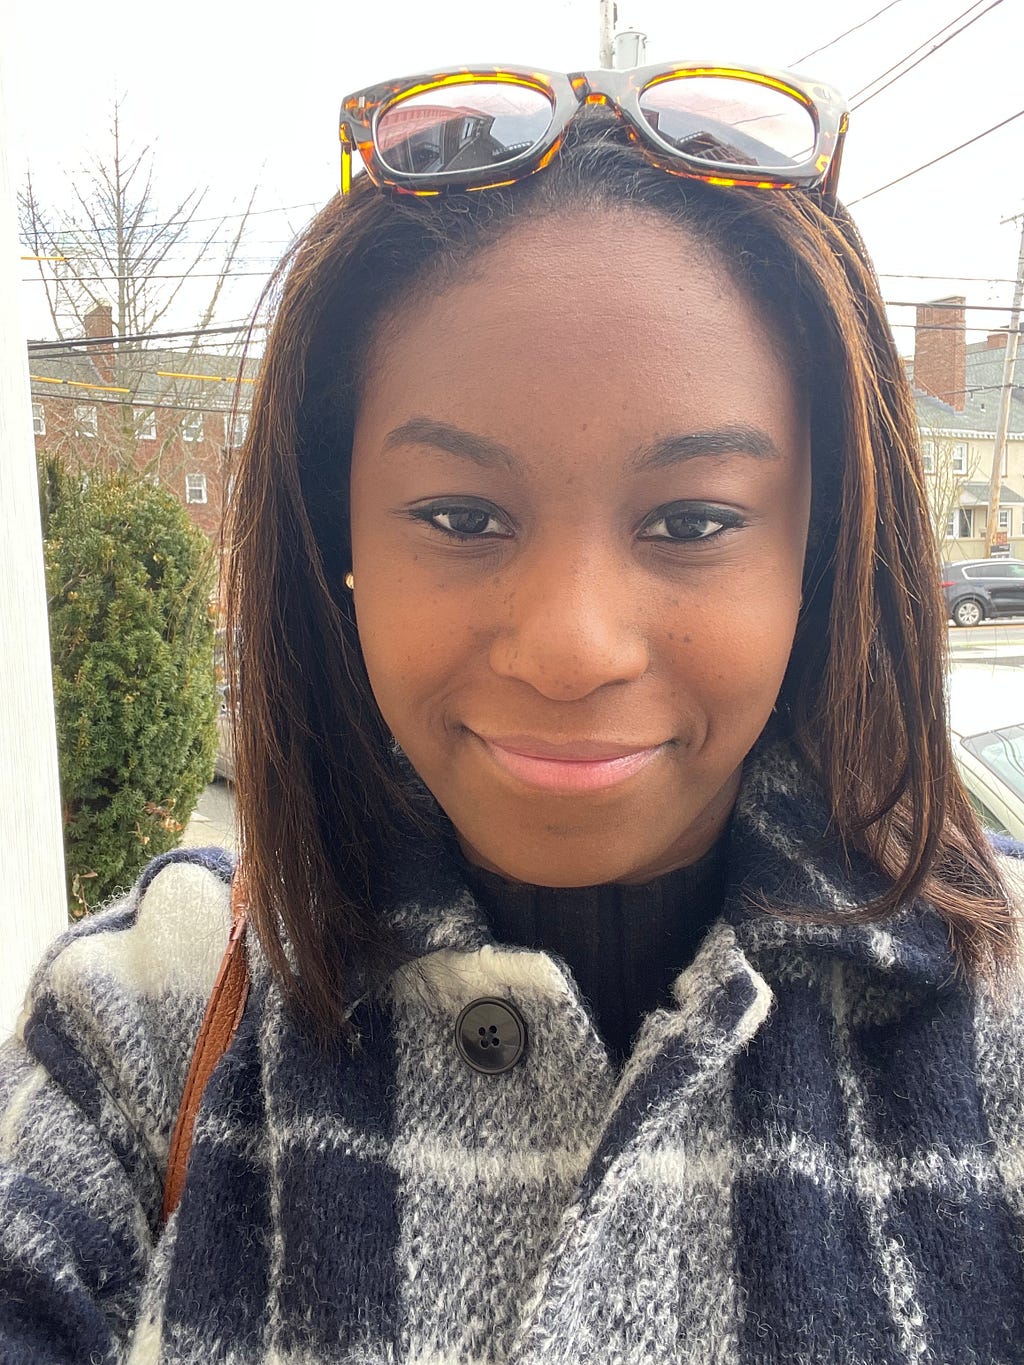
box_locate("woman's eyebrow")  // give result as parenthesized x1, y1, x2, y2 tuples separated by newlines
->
(381, 417, 780, 471)
(381, 417, 517, 470)
(628, 425, 781, 470)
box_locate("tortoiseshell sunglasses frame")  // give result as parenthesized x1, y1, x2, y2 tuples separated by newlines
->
(339, 63, 849, 202)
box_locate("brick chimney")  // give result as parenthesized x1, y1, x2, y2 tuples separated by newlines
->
(985, 331, 1008, 350)
(913, 296, 966, 411)
(83, 303, 114, 385)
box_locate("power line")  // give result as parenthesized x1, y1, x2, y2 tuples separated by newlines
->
(791, 0, 908, 65)
(29, 389, 250, 418)
(887, 322, 1021, 333)
(848, 106, 1024, 204)
(19, 240, 298, 257)
(32, 367, 255, 391)
(21, 269, 274, 284)
(29, 262, 1020, 294)
(20, 252, 289, 266)
(25, 295, 1019, 348)
(130, 199, 321, 227)
(878, 273, 1019, 284)
(27, 322, 265, 353)
(20, 237, 297, 253)
(884, 299, 1019, 312)
(850, 0, 1003, 110)
(21, 200, 324, 238)
(23, 262, 1023, 289)
(916, 381, 1024, 399)
(29, 345, 261, 372)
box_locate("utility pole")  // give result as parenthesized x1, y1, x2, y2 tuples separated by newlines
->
(599, 0, 647, 69)
(599, 0, 616, 67)
(0, 36, 67, 1033)
(984, 211, 1024, 557)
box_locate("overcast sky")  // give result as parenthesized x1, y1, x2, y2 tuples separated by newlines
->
(6, 0, 1024, 355)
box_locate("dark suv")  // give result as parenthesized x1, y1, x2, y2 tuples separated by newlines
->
(941, 559, 1024, 626)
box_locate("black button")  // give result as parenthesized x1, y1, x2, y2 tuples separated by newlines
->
(455, 998, 528, 1075)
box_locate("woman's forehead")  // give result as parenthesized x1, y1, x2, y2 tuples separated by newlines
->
(355, 209, 807, 464)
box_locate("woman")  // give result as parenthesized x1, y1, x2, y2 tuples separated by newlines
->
(2, 63, 1024, 1364)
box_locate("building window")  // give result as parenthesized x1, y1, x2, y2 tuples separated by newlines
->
(182, 412, 204, 443)
(134, 407, 156, 441)
(951, 442, 969, 475)
(998, 508, 1012, 535)
(73, 404, 97, 438)
(224, 411, 249, 448)
(31, 402, 46, 436)
(185, 473, 208, 504)
(920, 440, 935, 474)
(946, 507, 973, 539)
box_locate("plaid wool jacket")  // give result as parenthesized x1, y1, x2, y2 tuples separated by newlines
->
(2, 741, 1024, 1364)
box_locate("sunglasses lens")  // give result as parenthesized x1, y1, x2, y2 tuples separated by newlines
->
(638, 75, 816, 170)
(376, 81, 555, 176)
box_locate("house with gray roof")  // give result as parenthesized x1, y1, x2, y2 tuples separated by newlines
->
(909, 297, 1024, 561)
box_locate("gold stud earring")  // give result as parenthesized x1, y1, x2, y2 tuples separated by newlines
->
(344, 571, 355, 590)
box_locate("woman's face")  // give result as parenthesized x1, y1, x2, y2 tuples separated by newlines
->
(350, 210, 811, 886)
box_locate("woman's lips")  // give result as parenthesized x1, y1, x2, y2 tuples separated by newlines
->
(474, 733, 666, 793)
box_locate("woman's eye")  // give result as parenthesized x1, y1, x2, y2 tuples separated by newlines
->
(412, 504, 511, 539)
(640, 507, 739, 542)
(408, 501, 737, 544)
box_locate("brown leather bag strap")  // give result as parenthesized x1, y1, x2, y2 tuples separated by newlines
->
(161, 871, 250, 1226)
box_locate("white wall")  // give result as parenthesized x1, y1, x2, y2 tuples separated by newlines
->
(0, 52, 67, 1035)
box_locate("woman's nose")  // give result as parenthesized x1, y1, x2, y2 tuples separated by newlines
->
(487, 549, 650, 701)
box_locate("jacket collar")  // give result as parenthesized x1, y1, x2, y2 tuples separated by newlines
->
(368, 736, 959, 1009)
(722, 742, 960, 991)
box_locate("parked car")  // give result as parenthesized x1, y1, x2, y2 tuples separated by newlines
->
(947, 662, 1024, 840)
(941, 558, 1024, 627)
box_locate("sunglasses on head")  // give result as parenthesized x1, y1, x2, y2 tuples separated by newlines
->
(339, 63, 849, 203)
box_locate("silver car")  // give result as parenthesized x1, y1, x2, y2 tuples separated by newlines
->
(947, 662, 1024, 840)
(213, 687, 235, 783)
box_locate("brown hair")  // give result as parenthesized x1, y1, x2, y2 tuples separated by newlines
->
(226, 112, 1019, 1037)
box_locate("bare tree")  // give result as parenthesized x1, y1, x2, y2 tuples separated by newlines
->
(20, 101, 256, 476)
(919, 420, 979, 560)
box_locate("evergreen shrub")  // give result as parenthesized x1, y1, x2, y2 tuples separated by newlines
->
(39, 457, 218, 916)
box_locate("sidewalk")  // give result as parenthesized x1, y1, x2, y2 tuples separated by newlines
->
(181, 780, 237, 851)
(950, 642, 1024, 664)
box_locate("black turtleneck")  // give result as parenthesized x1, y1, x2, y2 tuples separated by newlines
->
(459, 836, 729, 1066)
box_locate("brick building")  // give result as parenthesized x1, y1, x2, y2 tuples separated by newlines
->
(28, 304, 257, 539)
